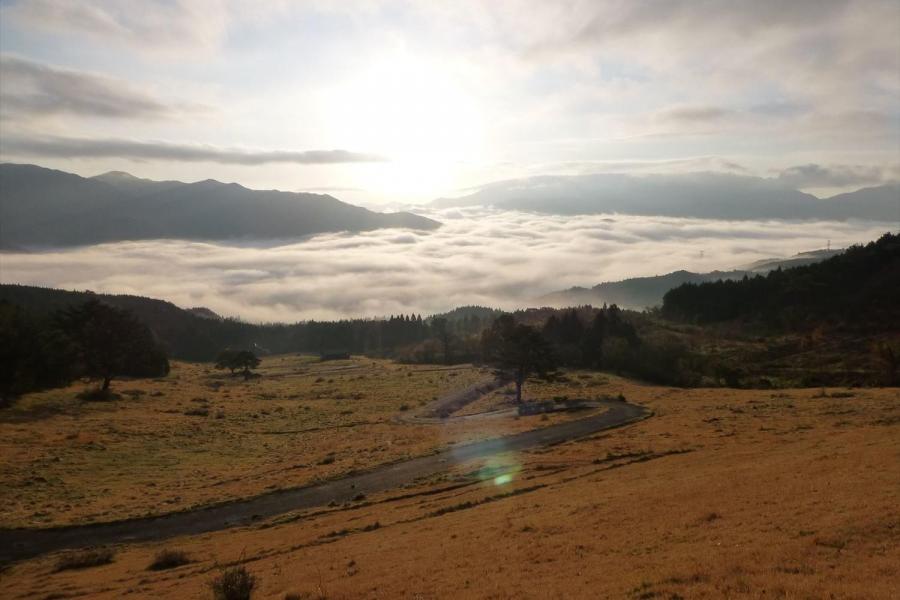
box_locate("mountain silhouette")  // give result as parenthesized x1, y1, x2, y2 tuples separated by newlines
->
(0, 163, 440, 248)
(434, 172, 899, 222)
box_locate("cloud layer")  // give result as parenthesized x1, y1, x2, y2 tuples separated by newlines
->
(0, 134, 386, 165)
(2, 0, 229, 56)
(0, 54, 180, 120)
(1, 210, 890, 322)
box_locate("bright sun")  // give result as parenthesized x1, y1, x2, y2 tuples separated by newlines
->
(327, 52, 486, 201)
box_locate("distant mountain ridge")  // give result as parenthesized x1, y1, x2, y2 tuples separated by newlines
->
(540, 248, 844, 310)
(0, 163, 440, 248)
(434, 172, 900, 222)
(661, 232, 900, 330)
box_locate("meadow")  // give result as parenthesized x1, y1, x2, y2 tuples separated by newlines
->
(1, 355, 897, 598)
(0, 355, 595, 528)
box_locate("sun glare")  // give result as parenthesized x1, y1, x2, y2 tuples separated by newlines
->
(328, 53, 486, 201)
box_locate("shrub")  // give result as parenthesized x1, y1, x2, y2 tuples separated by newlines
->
(210, 566, 257, 600)
(76, 388, 120, 402)
(148, 549, 191, 571)
(55, 548, 115, 571)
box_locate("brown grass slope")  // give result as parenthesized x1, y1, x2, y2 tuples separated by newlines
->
(1, 370, 897, 599)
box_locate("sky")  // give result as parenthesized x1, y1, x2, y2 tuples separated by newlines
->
(1, 0, 899, 206)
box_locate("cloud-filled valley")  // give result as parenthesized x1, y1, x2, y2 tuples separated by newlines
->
(1, 209, 891, 323)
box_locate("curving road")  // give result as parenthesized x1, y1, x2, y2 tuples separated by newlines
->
(0, 399, 649, 564)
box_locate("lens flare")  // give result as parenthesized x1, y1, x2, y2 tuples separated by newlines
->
(493, 473, 514, 486)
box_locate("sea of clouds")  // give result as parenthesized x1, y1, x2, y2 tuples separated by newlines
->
(1, 208, 892, 322)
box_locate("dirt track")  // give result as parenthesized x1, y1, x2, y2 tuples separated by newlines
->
(0, 399, 649, 563)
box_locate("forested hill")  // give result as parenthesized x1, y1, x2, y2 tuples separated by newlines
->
(660, 232, 900, 329)
(0, 285, 274, 360)
(0, 285, 493, 361)
(0, 163, 439, 248)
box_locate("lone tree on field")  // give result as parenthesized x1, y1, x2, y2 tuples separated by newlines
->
(215, 350, 240, 375)
(55, 299, 169, 394)
(234, 350, 260, 379)
(215, 349, 261, 380)
(481, 315, 557, 403)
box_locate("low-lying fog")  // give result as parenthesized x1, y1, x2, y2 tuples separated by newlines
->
(1, 209, 890, 322)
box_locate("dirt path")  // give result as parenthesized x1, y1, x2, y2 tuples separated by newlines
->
(402, 374, 510, 422)
(0, 399, 649, 564)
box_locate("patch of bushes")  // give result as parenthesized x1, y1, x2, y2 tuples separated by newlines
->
(54, 548, 115, 572)
(76, 388, 120, 402)
(147, 549, 191, 571)
(210, 565, 257, 600)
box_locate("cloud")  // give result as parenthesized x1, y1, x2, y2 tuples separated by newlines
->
(522, 157, 750, 178)
(0, 0, 896, 199)
(656, 106, 734, 124)
(572, 1, 849, 43)
(0, 209, 889, 322)
(776, 163, 897, 189)
(1, 0, 230, 56)
(0, 54, 189, 120)
(518, 0, 899, 139)
(0, 134, 387, 165)
(298, 186, 366, 193)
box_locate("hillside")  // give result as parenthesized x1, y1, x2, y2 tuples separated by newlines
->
(434, 172, 900, 221)
(541, 270, 748, 309)
(736, 248, 841, 271)
(540, 249, 842, 309)
(2, 365, 896, 598)
(661, 232, 900, 329)
(0, 285, 285, 361)
(0, 164, 440, 248)
(0, 286, 500, 363)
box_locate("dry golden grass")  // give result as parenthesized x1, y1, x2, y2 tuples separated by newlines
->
(2, 366, 898, 599)
(0, 355, 593, 527)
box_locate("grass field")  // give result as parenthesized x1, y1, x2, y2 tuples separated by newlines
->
(0, 355, 598, 528)
(1, 357, 898, 599)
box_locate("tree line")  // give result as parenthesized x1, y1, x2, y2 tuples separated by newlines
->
(477, 303, 711, 400)
(0, 286, 502, 363)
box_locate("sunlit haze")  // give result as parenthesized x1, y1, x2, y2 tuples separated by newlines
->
(1, 1, 898, 206)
